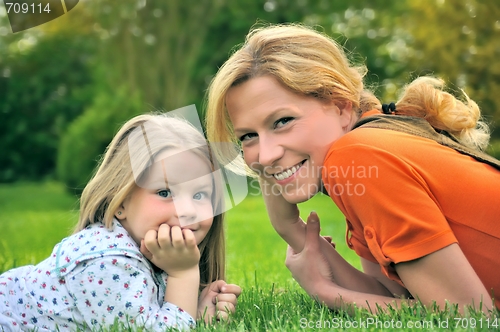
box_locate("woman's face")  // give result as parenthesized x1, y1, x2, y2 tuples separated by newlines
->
(226, 75, 353, 203)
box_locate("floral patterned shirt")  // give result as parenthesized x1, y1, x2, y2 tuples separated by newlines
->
(0, 220, 195, 331)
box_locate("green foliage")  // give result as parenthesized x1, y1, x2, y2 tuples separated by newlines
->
(397, 0, 500, 138)
(56, 85, 144, 192)
(3, 1, 500, 184)
(487, 139, 500, 160)
(0, 32, 95, 182)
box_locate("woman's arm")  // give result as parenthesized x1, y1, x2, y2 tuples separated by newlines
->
(286, 214, 493, 315)
(361, 258, 410, 297)
(287, 212, 407, 297)
(260, 178, 402, 296)
(258, 177, 305, 251)
(395, 243, 493, 313)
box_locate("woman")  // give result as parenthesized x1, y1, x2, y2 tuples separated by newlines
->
(205, 23, 500, 314)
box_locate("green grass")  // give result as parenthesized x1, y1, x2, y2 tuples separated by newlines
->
(0, 182, 498, 331)
(0, 182, 79, 270)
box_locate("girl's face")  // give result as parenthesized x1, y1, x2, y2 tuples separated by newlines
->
(119, 149, 214, 246)
(226, 75, 353, 204)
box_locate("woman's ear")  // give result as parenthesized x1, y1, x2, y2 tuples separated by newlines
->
(338, 100, 355, 131)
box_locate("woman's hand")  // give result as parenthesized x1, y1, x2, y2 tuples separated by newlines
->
(285, 212, 335, 298)
(140, 224, 200, 277)
(198, 280, 242, 323)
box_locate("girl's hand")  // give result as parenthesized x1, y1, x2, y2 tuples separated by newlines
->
(198, 280, 242, 323)
(285, 212, 334, 297)
(140, 224, 200, 277)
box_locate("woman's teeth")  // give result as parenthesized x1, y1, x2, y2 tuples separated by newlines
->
(273, 162, 303, 180)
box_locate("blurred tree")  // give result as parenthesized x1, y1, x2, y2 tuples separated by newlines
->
(83, 0, 369, 111)
(57, 0, 364, 190)
(396, 0, 500, 138)
(0, 31, 96, 182)
(83, 0, 226, 111)
(3, 0, 499, 186)
(308, 0, 500, 145)
(57, 84, 143, 192)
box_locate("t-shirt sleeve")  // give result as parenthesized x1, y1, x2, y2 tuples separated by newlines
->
(66, 256, 195, 330)
(323, 142, 457, 281)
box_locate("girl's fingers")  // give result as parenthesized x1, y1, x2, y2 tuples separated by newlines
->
(169, 226, 184, 247)
(221, 284, 242, 297)
(140, 239, 153, 260)
(143, 229, 159, 253)
(182, 228, 196, 247)
(216, 293, 238, 306)
(216, 310, 229, 322)
(157, 224, 172, 248)
(216, 301, 235, 314)
(146, 225, 197, 252)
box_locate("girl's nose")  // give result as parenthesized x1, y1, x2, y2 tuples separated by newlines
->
(173, 196, 197, 226)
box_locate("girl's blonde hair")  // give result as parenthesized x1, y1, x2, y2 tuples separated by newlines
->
(205, 23, 490, 167)
(77, 113, 225, 287)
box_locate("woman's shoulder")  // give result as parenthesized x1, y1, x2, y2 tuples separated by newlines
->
(331, 125, 440, 156)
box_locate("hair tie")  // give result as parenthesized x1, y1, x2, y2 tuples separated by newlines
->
(381, 102, 396, 114)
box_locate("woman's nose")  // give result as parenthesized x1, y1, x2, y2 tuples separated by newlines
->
(258, 135, 284, 168)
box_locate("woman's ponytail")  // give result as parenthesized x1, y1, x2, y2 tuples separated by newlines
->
(395, 76, 490, 150)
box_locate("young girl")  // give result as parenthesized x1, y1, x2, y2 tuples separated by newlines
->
(205, 23, 499, 314)
(0, 113, 241, 330)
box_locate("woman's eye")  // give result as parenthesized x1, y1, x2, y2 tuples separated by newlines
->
(239, 133, 257, 142)
(157, 189, 172, 198)
(274, 117, 294, 129)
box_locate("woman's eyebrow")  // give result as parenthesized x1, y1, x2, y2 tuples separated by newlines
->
(233, 107, 293, 134)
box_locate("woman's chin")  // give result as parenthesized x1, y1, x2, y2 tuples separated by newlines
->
(281, 190, 318, 205)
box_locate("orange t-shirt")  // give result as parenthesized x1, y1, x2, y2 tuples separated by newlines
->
(322, 111, 500, 308)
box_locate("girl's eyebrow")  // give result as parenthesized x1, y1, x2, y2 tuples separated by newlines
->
(197, 183, 213, 191)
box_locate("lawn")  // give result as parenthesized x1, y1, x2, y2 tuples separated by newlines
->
(0, 182, 497, 331)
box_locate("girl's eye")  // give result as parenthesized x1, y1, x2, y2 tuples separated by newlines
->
(157, 189, 172, 198)
(193, 192, 209, 200)
(274, 117, 294, 129)
(238, 132, 257, 142)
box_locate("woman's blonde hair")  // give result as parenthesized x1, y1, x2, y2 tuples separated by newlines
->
(395, 77, 490, 150)
(77, 113, 225, 287)
(205, 23, 490, 165)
